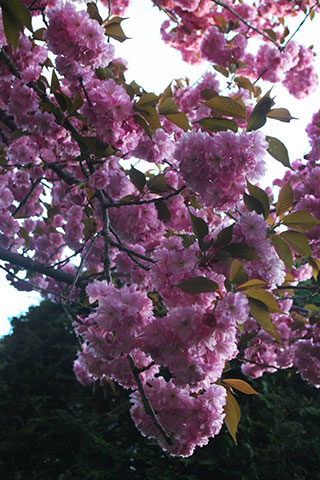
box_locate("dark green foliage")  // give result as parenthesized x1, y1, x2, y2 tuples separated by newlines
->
(0, 301, 320, 479)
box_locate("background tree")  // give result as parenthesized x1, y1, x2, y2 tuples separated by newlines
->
(1, 301, 320, 479)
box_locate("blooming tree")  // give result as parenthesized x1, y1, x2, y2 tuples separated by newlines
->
(1, 0, 320, 457)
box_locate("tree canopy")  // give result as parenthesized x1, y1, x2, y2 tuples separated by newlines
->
(0, 0, 320, 457)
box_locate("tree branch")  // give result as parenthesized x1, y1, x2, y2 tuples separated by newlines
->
(127, 354, 173, 446)
(212, 0, 282, 50)
(98, 192, 111, 283)
(12, 179, 42, 217)
(284, 1, 319, 48)
(0, 247, 87, 286)
(105, 186, 186, 208)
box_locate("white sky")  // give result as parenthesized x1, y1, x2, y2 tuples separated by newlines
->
(1, 1, 320, 335)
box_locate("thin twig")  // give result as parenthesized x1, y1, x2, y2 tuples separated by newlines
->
(0, 126, 8, 145)
(98, 192, 111, 283)
(283, 1, 319, 48)
(12, 179, 41, 217)
(105, 186, 186, 209)
(127, 354, 173, 446)
(109, 226, 150, 271)
(110, 238, 156, 264)
(79, 77, 92, 107)
(212, 0, 282, 50)
(238, 356, 280, 370)
(0, 264, 85, 306)
(151, 0, 182, 26)
(69, 233, 100, 300)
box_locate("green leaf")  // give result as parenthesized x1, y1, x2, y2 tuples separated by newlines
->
(0, 0, 32, 31)
(19, 226, 30, 248)
(196, 117, 238, 133)
(1, 7, 20, 50)
(246, 180, 270, 219)
(224, 379, 259, 395)
(200, 88, 218, 101)
(276, 181, 294, 216)
(224, 242, 258, 260)
(54, 92, 71, 112)
(280, 230, 312, 257)
(134, 104, 161, 130)
(50, 70, 60, 94)
(308, 257, 320, 280)
(158, 97, 178, 115)
(266, 136, 290, 168)
(213, 65, 229, 77)
(246, 89, 275, 132)
(104, 16, 129, 42)
(224, 390, 241, 444)
(237, 279, 268, 289)
(248, 298, 281, 342)
(95, 67, 115, 80)
(164, 112, 190, 131)
(78, 136, 114, 157)
(204, 96, 246, 119)
(234, 76, 254, 93)
(266, 108, 297, 123)
(189, 211, 208, 240)
(271, 235, 293, 270)
(229, 259, 249, 284)
(82, 218, 97, 241)
(133, 114, 152, 139)
(177, 277, 219, 294)
(129, 166, 146, 193)
(87, 2, 103, 24)
(282, 210, 320, 231)
(71, 91, 84, 113)
(155, 199, 171, 223)
(214, 224, 234, 247)
(33, 27, 46, 41)
(136, 93, 159, 107)
(158, 98, 190, 131)
(243, 192, 265, 216)
(147, 174, 169, 193)
(244, 288, 281, 313)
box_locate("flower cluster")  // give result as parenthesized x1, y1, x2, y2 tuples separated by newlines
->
(174, 130, 267, 210)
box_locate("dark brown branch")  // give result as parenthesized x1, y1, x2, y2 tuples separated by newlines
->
(151, 0, 182, 26)
(0, 247, 87, 286)
(212, 0, 282, 50)
(109, 238, 156, 264)
(284, 1, 319, 48)
(79, 77, 92, 107)
(238, 357, 280, 370)
(105, 186, 186, 209)
(12, 179, 41, 217)
(127, 354, 173, 446)
(69, 234, 99, 299)
(46, 163, 78, 185)
(0, 127, 8, 145)
(0, 108, 16, 131)
(109, 226, 150, 271)
(98, 192, 111, 283)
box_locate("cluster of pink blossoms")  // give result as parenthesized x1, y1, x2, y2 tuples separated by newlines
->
(130, 379, 226, 457)
(200, 27, 247, 67)
(174, 130, 267, 210)
(2, 0, 320, 461)
(74, 280, 250, 455)
(45, 2, 115, 68)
